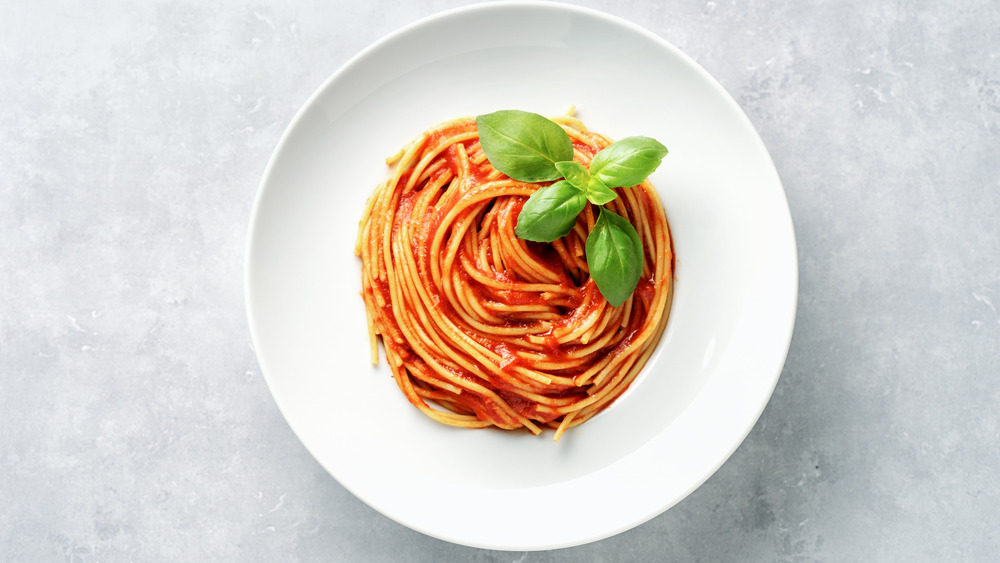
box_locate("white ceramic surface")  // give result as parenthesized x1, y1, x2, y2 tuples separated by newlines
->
(246, 1, 797, 550)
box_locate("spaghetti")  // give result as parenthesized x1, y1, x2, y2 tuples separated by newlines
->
(355, 114, 673, 440)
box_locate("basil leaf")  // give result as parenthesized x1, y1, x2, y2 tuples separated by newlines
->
(589, 136, 668, 188)
(585, 207, 644, 306)
(584, 177, 617, 206)
(476, 110, 574, 182)
(515, 180, 587, 242)
(554, 161, 589, 190)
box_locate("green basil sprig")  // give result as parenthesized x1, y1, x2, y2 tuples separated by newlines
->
(475, 110, 668, 306)
(515, 180, 586, 242)
(586, 207, 645, 307)
(475, 109, 574, 182)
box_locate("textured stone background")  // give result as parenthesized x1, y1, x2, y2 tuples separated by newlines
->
(2, 0, 998, 561)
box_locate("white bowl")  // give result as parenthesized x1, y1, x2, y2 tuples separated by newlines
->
(246, 1, 797, 551)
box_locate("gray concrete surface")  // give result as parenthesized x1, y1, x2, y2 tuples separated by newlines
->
(1, 0, 998, 560)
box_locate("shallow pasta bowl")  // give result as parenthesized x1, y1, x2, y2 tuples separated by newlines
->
(245, 1, 797, 550)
